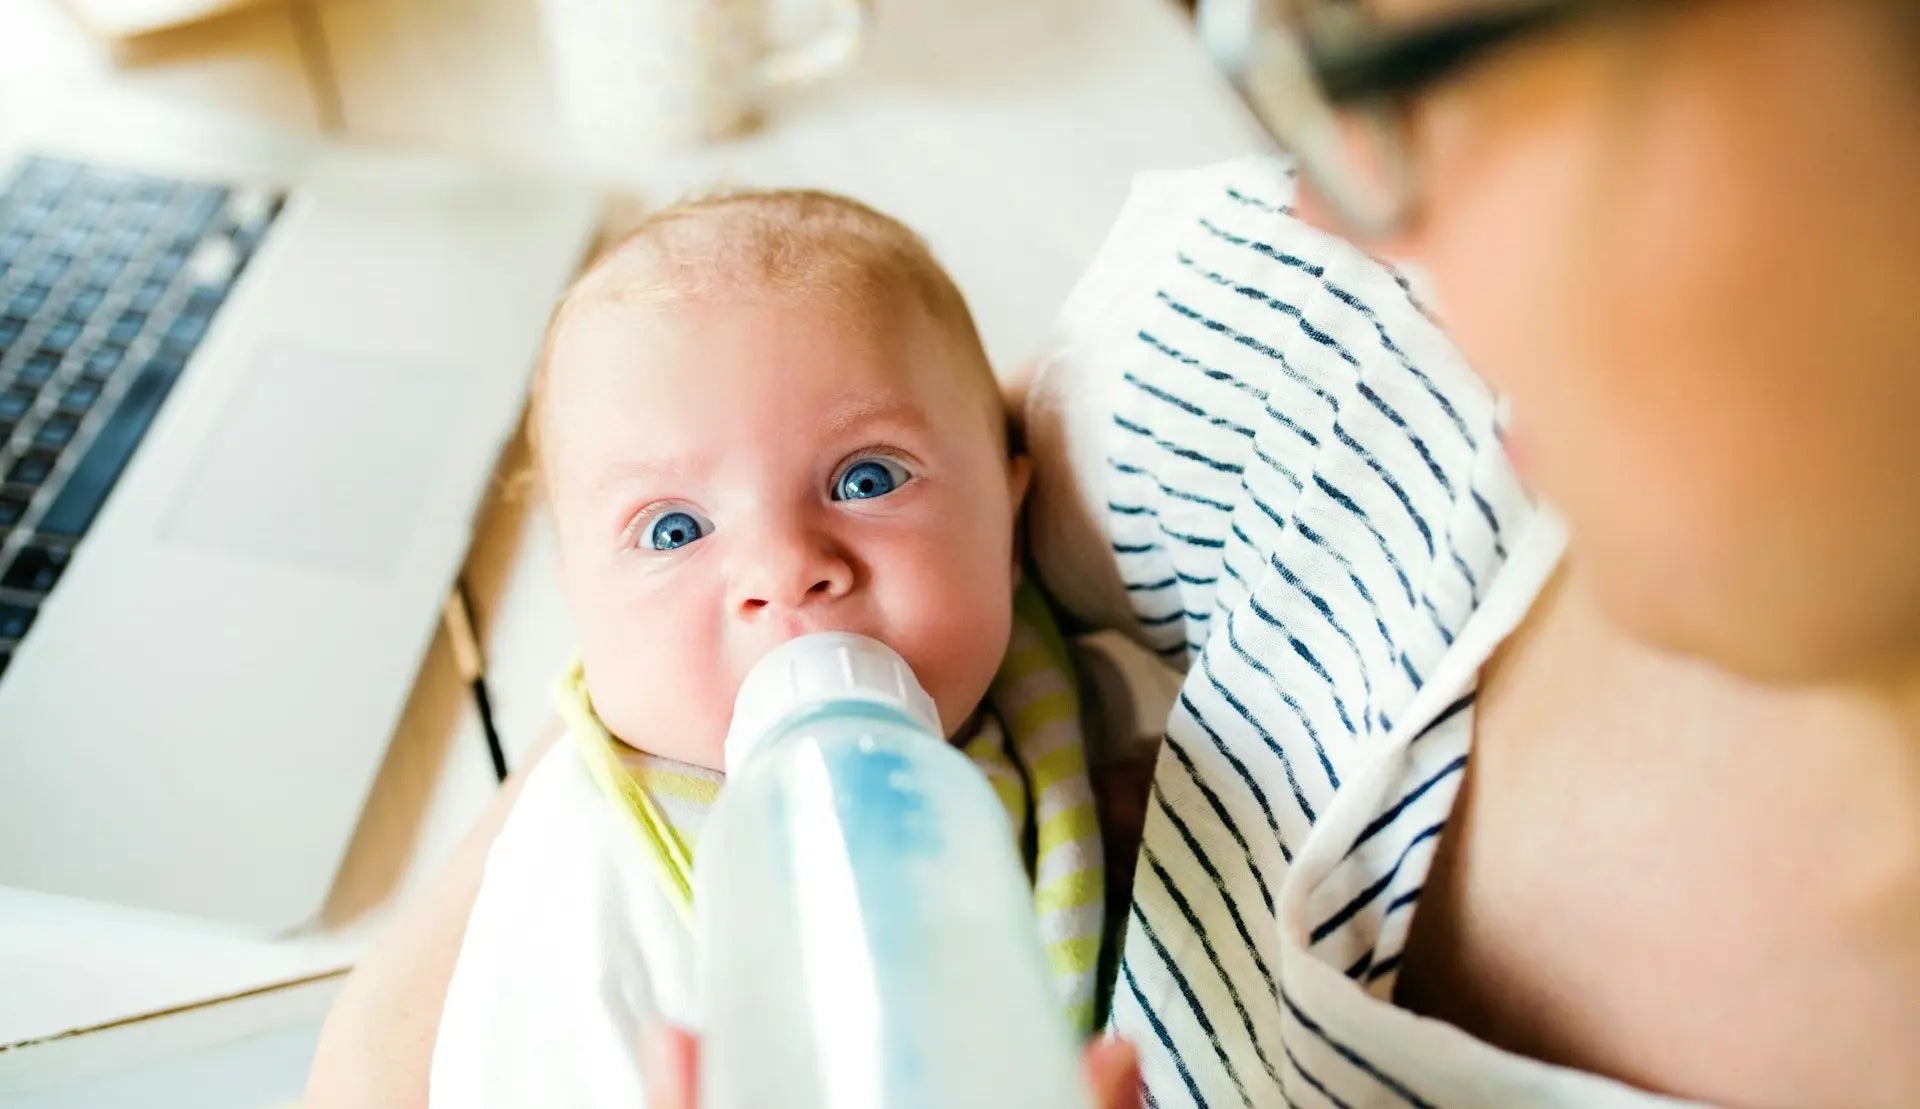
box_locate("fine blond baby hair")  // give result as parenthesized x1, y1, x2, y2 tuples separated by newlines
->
(526, 189, 1002, 481)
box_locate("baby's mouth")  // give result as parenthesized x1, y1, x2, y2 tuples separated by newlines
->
(741, 619, 880, 673)
(766, 612, 871, 644)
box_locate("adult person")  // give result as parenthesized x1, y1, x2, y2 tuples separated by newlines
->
(310, 1, 1920, 1104)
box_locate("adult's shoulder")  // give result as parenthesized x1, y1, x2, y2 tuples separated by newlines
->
(1026, 154, 1304, 641)
(1051, 155, 1300, 349)
(1026, 148, 1531, 678)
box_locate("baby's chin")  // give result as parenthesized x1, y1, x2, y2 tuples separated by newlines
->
(607, 701, 980, 773)
(600, 711, 730, 772)
(943, 702, 989, 746)
(593, 658, 991, 773)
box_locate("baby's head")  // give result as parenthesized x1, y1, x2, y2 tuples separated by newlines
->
(534, 191, 1028, 769)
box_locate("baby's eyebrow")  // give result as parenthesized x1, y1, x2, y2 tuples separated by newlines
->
(579, 400, 928, 498)
(589, 455, 702, 495)
(820, 397, 932, 438)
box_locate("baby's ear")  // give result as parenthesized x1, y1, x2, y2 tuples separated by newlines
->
(1006, 452, 1033, 511)
(1008, 453, 1033, 585)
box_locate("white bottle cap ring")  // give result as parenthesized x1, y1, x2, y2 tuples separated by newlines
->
(722, 633, 940, 777)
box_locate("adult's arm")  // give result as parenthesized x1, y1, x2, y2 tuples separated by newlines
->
(305, 725, 560, 1109)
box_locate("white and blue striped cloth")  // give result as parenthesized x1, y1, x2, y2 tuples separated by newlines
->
(1030, 158, 1694, 1107)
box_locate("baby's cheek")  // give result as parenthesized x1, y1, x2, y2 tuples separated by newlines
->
(576, 591, 734, 764)
(888, 547, 1016, 735)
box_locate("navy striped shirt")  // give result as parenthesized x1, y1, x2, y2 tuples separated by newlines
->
(1030, 158, 1689, 1107)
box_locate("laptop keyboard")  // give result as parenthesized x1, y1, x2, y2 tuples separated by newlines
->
(0, 156, 285, 682)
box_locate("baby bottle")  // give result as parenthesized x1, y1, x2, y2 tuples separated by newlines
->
(696, 633, 1089, 1109)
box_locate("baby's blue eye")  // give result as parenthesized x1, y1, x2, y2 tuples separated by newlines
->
(645, 510, 709, 551)
(834, 457, 909, 501)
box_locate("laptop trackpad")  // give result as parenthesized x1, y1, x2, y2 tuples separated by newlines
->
(160, 344, 468, 578)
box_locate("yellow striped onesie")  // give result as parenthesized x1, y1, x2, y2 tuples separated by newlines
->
(430, 584, 1105, 1107)
(564, 582, 1108, 1034)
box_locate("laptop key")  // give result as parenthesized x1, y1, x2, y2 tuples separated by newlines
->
(151, 248, 190, 283)
(8, 450, 58, 488)
(19, 350, 61, 386)
(33, 255, 69, 287)
(129, 280, 168, 312)
(106, 311, 146, 345)
(38, 356, 188, 538)
(0, 316, 23, 348)
(34, 416, 77, 450)
(82, 344, 126, 382)
(63, 288, 104, 318)
(86, 254, 125, 288)
(59, 381, 101, 415)
(8, 287, 48, 317)
(41, 320, 80, 354)
(164, 314, 210, 348)
(3, 544, 70, 594)
(0, 601, 36, 642)
(0, 389, 30, 420)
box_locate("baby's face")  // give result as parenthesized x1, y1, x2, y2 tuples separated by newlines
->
(544, 291, 1027, 769)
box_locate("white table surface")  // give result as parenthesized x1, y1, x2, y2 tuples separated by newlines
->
(0, 0, 1263, 1096)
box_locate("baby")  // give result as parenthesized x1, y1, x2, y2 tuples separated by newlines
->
(428, 191, 1105, 1107)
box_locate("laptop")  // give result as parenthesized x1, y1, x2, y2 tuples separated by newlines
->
(0, 100, 599, 931)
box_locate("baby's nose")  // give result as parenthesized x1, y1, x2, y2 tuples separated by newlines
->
(739, 574, 841, 612)
(732, 533, 854, 614)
